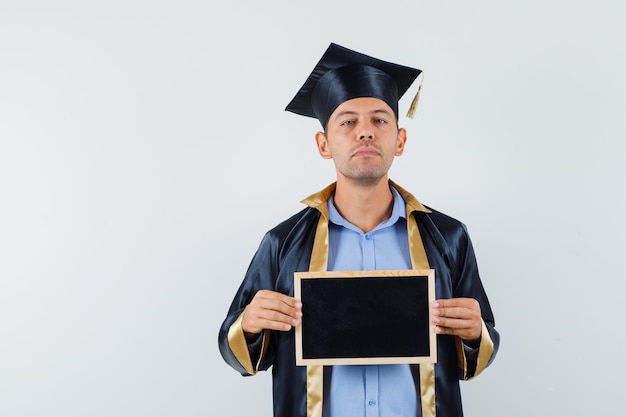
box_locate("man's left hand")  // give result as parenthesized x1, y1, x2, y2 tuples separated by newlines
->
(431, 298, 482, 343)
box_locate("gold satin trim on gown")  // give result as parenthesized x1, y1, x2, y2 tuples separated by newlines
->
(227, 307, 257, 375)
(456, 319, 493, 381)
(456, 319, 494, 380)
(227, 311, 271, 376)
(306, 365, 324, 417)
(400, 187, 436, 417)
(301, 183, 332, 417)
(475, 320, 495, 377)
(419, 363, 436, 416)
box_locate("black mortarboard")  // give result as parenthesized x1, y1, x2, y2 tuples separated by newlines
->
(285, 43, 423, 128)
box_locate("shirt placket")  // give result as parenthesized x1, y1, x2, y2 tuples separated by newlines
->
(362, 232, 375, 269)
(365, 365, 379, 417)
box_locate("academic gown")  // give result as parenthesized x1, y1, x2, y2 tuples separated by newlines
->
(218, 181, 500, 417)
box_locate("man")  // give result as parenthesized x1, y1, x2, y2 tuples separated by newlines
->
(218, 43, 499, 417)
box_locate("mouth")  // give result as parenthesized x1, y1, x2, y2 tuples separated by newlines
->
(352, 146, 381, 158)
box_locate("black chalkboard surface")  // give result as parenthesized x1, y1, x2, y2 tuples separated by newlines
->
(294, 269, 436, 366)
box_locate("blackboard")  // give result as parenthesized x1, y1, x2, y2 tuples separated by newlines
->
(294, 269, 436, 366)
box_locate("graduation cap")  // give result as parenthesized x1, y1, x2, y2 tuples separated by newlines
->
(285, 43, 423, 128)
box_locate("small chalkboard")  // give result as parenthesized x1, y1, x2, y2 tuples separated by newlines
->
(294, 269, 436, 366)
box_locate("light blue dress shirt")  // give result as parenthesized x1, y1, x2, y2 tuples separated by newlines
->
(327, 187, 419, 417)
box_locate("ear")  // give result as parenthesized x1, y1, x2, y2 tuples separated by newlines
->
(315, 131, 333, 159)
(395, 128, 407, 156)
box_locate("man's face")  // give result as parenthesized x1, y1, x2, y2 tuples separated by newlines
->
(315, 97, 407, 185)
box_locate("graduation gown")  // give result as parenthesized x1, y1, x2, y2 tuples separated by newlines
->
(218, 181, 499, 417)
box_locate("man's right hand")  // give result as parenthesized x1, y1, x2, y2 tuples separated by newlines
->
(241, 290, 302, 340)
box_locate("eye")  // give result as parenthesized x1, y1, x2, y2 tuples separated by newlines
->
(374, 118, 387, 124)
(340, 120, 355, 126)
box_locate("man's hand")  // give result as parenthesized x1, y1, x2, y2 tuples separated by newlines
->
(241, 290, 302, 340)
(431, 298, 482, 343)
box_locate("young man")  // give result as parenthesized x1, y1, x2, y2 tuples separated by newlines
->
(218, 43, 499, 417)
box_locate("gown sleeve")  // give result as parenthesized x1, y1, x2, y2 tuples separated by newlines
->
(448, 223, 500, 380)
(218, 232, 280, 376)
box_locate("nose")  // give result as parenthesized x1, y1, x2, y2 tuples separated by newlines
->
(357, 120, 375, 141)
(358, 129, 374, 141)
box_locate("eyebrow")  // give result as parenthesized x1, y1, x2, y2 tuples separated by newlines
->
(334, 108, 394, 119)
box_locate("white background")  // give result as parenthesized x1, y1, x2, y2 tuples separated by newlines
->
(1, 1, 625, 416)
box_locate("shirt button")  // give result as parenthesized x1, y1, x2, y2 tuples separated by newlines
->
(365, 234, 371, 240)
(368, 400, 376, 406)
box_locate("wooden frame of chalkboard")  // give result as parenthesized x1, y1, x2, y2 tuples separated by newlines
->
(294, 269, 436, 366)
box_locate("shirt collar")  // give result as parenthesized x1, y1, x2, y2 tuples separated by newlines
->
(327, 186, 406, 233)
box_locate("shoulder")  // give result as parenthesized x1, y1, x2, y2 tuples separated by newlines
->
(247, 207, 321, 271)
(257, 207, 321, 253)
(412, 205, 473, 254)
(420, 206, 468, 232)
(267, 206, 320, 237)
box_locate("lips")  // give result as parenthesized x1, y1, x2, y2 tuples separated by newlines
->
(352, 146, 381, 157)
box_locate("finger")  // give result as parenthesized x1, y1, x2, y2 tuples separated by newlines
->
(432, 315, 474, 330)
(250, 290, 302, 318)
(433, 306, 477, 320)
(257, 289, 301, 304)
(435, 325, 473, 339)
(248, 307, 299, 330)
(435, 298, 468, 306)
(432, 299, 480, 320)
(433, 298, 478, 310)
(432, 316, 481, 340)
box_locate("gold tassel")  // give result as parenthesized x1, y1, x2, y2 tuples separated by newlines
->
(406, 74, 424, 119)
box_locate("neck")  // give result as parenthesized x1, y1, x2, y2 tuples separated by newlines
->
(333, 176, 393, 233)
